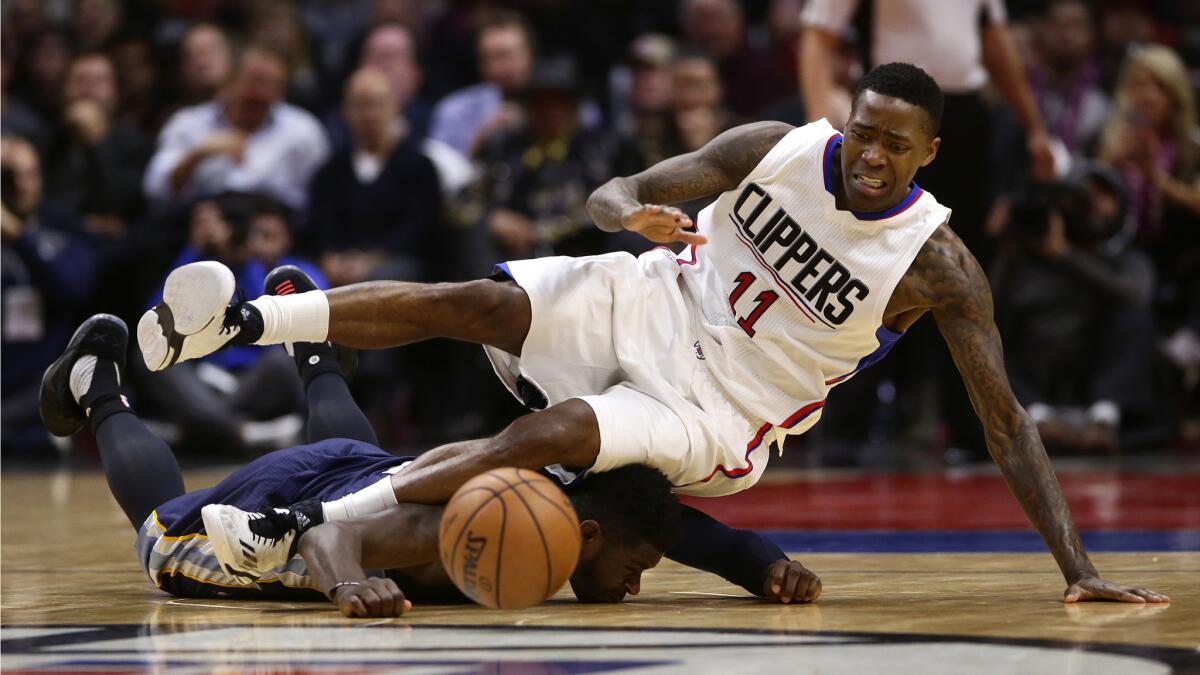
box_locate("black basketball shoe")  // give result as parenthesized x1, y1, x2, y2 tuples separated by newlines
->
(39, 314, 129, 437)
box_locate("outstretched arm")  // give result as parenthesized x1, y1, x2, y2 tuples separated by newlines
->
(916, 228, 1168, 603)
(586, 121, 792, 243)
(667, 505, 821, 603)
(298, 504, 445, 617)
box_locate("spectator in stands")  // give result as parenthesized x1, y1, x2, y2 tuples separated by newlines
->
(358, 23, 433, 139)
(1097, 44, 1200, 250)
(135, 192, 318, 455)
(246, 0, 322, 112)
(1, 136, 96, 454)
(477, 57, 624, 259)
(670, 51, 742, 154)
(1028, 0, 1111, 158)
(46, 52, 151, 236)
(143, 46, 329, 210)
(326, 23, 433, 151)
(109, 34, 168, 135)
(429, 10, 534, 158)
(177, 23, 233, 107)
(12, 26, 74, 119)
(70, 0, 123, 52)
(1, 43, 50, 152)
(1096, 0, 1159, 91)
(680, 0, 791, 119)
(612, 34, 675, 141)
(305, 68, 443, 286)
(993, 166, 1158, 453)
(613, 49, 742, 191)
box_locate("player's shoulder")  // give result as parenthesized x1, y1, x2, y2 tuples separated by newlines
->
(904, 221, 989, 309)
(708, 120, 837, 178)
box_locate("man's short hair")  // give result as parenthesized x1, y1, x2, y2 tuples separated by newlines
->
(566, 465, 681, 552)
(852, 62, 944, 136)
(477, 9, 536, 52)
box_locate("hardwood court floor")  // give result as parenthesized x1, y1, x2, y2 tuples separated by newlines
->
(3, 468, 1198, 673)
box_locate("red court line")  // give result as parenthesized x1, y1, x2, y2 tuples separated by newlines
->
(680, 471, 1200, 530)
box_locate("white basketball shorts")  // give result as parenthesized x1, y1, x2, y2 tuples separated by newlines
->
(484, 250, 774, 497)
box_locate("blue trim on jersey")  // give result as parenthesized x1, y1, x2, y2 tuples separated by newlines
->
(826, 324, 905, 385)
(496, 261, 514, 279)
(821, 135, 924, 221)
(760, 529, 1200, 553)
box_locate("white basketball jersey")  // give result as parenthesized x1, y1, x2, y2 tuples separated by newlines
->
(679, 119, 950, 446)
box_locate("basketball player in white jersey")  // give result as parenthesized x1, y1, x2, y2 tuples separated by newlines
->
(140, 63, 1165, 604)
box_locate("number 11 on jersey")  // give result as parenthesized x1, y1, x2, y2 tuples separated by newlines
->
(728, 272, 778, 338)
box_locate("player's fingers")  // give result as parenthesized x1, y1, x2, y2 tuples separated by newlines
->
(807, 577, 823, 602)
(791, 576, 811, 604)
(359, 587, 385, 615)
(1134, 588, 1170, 603)
(374, 585, 396, 617)
(673, 229, 709, 246)
(348, 595, 368, 617)
(769, 563, 786, 596)
(402, 598, 413, 614)
(781, 568, 803, 604)
(1095, 584, 1145, 603)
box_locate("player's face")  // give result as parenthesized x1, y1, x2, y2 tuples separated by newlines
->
(841, 90, 940, 213)
(569, 540, 663, 603)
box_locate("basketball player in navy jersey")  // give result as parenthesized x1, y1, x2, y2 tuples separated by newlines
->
(139, 63, 1165, 604)
(42, 276, 819, 616)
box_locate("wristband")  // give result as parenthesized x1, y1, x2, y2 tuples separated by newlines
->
(328, 581, 362, 598)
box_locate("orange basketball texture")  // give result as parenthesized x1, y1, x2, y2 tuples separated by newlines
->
(439, 468, 582, 609)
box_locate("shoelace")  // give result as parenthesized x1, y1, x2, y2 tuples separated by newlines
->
(220, 289, 249, 336)
(246, 510, 294, 545)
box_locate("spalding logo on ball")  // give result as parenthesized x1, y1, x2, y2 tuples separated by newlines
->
(439, 468, 581, 609)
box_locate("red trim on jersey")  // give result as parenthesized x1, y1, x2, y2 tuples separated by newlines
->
(676, 244, 699, 266)
(781, 399, 826, 429)
(693, 422, 773, 483)
(691, 399, 826, 485)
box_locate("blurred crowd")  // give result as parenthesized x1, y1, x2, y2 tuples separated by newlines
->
(2, 0, 1197, 464)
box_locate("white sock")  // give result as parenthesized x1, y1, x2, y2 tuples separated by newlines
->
(248, 291, 330, 346)
(69, 355, 120, 405)
(321, 476, 398, 522)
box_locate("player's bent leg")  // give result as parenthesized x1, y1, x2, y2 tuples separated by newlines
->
(205, 399, 602, 578)
(138, 260, 533, 370)
(387, 398, 601, 505)
(263, 264, 378, 445)
(41, 314, 186, 528)
(323, 278, 531, 356)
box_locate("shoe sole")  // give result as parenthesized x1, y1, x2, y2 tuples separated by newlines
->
(39, 314, 128, 437)
(138, 262, 235, 371)
(201, 504, 260, 582)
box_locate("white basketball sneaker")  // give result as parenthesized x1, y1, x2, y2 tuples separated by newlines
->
(138, 261, 256, 371)
(202, 504, 298, 579)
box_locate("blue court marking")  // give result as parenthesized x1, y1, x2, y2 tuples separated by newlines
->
(760, 529, 1200, 553)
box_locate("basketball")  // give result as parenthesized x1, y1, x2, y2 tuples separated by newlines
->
(439, 468, 582, 609)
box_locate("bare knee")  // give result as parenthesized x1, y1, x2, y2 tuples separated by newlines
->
(468, 279, 530, 356)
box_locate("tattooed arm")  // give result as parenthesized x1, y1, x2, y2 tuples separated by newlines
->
(586, 121, 792, 244)
(913, 226, 1169, 603)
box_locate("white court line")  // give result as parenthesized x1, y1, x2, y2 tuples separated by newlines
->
(164, 600, 267, 611)
(668, 591, 746, 598)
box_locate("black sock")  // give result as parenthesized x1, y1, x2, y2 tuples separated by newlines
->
(304, 371, 380, 446)
(80, 358, 134, 431)
(293, 342, 342, 386)
(225, 296, 265, 346)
